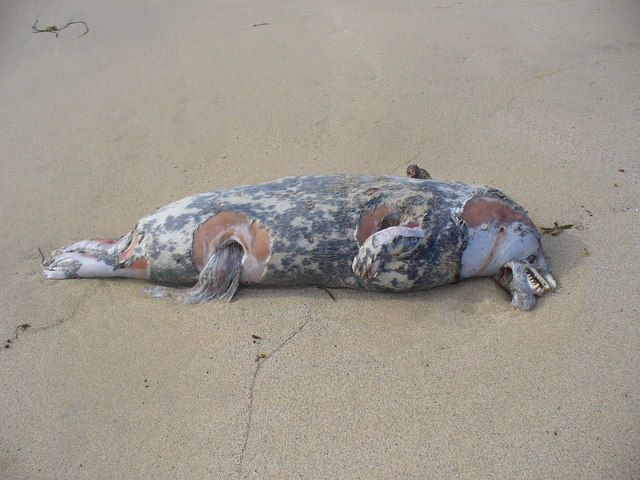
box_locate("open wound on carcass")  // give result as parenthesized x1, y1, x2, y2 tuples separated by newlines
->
(193, 211, 272, 283)
(353, 205, 425, 278)
(461, 197, 534, 230)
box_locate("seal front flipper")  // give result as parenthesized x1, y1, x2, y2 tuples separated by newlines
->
(352, 225, 427, 278)
(181, 241, 244, 303)
(148, 241, 244, 303)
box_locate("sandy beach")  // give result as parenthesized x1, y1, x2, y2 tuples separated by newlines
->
(1, 0, 639, 478)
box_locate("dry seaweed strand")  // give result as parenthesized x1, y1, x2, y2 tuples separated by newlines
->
(540, 221, 574, 236)
(32, 19, 89, 38)
(3, 324, 31, 349)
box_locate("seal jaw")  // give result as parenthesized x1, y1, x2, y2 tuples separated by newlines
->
(494, 259, 557, 311)
(525, 265, 556, 294)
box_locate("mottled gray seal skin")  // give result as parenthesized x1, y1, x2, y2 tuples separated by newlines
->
(43, 169, 557, 310)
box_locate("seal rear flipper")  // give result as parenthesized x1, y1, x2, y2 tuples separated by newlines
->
(42, 231, 148, 280)
(352, 225, 426, 278)
(170, 241, 244, 303)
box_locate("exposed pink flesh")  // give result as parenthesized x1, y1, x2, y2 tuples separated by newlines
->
(193, 211, 272, 281)
(356, 206, 392, 245)
(93, 238, 118, 245)
(114, 231, 149, 273)
(403, 219, 420, 228)
(461, 197, 534, 229)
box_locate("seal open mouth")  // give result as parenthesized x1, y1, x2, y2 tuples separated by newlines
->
(523, 265, 554, 296)
(494, 260, 556, 310)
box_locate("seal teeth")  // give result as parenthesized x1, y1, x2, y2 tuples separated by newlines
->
(526, 268, 547, 295)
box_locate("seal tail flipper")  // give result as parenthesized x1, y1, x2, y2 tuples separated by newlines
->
(48, 238, 119, 257)
(42, 231, 148, 280)
(146, 241, 244, 304)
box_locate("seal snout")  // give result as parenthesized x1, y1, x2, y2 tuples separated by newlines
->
(497, 261, 556, 296)
(494, 259, 556, 311)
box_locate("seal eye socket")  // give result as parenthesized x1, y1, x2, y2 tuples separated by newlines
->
(526, 254, 536, 263)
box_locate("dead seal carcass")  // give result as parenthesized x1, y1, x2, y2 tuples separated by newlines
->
(42, 167, 556, 310)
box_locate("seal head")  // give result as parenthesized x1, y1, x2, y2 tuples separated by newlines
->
(459, 194, 556, 310)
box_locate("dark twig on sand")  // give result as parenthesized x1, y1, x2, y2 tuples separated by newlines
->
(317, 286, 337, 302)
